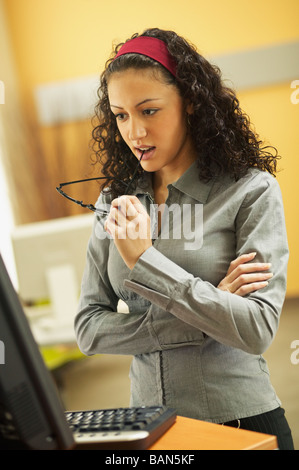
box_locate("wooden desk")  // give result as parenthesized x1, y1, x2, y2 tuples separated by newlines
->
(149, 416, 278, 450)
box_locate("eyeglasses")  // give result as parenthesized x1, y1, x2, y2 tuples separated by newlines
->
(56, 151, 145, 217)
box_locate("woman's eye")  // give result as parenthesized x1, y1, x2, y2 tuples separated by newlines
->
(143, 108, 158, 116)
(115, 113, 126, 121)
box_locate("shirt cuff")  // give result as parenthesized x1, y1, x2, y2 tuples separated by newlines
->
(124, 246, 194, 306)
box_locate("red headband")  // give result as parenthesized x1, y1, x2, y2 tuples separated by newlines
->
(114, 36, 177, 77)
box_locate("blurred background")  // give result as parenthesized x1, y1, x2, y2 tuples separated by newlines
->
(0, 0, 298, 449)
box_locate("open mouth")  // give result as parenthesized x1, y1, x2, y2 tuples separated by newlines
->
(136, 147, 155, 159)
(138, 146, 155, 153)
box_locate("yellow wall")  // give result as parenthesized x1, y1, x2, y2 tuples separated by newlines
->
(2, 0, 299, 295)
(4, 0, 299, 88)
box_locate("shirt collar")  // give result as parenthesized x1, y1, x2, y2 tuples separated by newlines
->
(170, 161, 214, 203)
(134, 161, 214, 204)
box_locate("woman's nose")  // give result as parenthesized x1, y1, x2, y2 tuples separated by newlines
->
(128, 118, 147, 142)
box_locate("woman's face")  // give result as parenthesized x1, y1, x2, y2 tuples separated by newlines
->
(107, 68, 196, 179)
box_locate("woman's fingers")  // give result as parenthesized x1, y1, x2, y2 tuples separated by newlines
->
(227, 252, 271, 276)
(226, 252, 257, 275)
(104, 196, 152, 269)
(229, 271, 273, 293)
(105, 196, 150, 240)
(226, 261, 272, 284)
(234, 281, 270, 296)
(217, 252, 273, 296)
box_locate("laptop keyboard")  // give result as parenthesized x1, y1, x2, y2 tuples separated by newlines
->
(65, 406, 176, 449)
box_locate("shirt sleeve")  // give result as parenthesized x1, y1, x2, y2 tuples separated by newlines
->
(124, 173, 289, 355)
(74, 195, 162, 356)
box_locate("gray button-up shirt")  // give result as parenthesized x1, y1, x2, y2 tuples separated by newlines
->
(75, 162, 288, 423)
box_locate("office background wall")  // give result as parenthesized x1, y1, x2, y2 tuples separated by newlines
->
(0, 0, 298, 296)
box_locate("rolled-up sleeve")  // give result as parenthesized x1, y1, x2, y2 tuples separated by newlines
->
(124, 174, 289, 355)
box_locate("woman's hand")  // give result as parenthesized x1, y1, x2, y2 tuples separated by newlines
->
(217, 252, 273, 296)
(104, 195, 152, 270)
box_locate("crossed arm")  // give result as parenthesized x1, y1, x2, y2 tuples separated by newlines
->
(104, 195, 273, 297)
(75, 179, 287, 356)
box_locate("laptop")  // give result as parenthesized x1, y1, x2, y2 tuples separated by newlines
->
(0, 254, 176, 450)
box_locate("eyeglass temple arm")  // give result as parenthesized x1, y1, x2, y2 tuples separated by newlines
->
(56, 150, 144, 214)
(123, 151, 145, 195)
(56, 185, 99, 212)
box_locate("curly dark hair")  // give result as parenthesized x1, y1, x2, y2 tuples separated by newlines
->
(92, 28, 280, 197)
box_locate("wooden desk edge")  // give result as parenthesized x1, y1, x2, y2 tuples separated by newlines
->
(149, 415, 278, 450)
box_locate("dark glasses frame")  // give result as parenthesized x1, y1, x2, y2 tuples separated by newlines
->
(56, 151, 145, 216)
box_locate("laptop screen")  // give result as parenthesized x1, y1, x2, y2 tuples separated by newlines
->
(0, 254, 75, 450)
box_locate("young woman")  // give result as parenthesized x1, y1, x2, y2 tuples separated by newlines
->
(75, 28, 293, 449)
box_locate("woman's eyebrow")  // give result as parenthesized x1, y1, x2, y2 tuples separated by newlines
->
(110, 104, 124, 109)
(135, 98, 161, 107)
(110, 98, 161, 109)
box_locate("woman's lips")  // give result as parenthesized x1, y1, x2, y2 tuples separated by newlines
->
(136, 147, 156, 160)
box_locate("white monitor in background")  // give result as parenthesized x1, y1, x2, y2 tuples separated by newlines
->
(10, 213, 94, 343)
